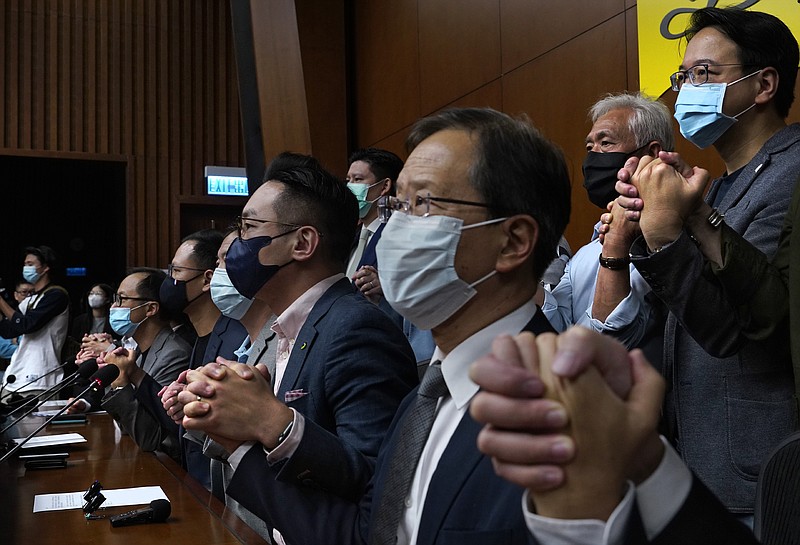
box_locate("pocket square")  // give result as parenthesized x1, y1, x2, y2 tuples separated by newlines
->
(284, 389, 308, 403)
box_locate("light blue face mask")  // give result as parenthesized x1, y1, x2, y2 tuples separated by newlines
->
(22, 265, 40, 284)
(109, 303, 149, 337)
(347, 180, 385, 219)
(673, 69, 760, 149)
(210, 267, 253, 320)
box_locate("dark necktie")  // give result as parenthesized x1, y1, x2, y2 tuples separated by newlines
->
(371, 361, 448, 545)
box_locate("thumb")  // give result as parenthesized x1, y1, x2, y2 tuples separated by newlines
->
(625, 349, 665, 423)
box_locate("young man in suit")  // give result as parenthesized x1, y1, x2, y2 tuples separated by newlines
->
(180, 107, 571, 544)
(604, 7, 800, 517)
(177, 163, 417, 544)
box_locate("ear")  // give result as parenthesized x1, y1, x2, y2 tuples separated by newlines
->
(644, 141, 662, 158)
(201, 269, 214, 292)
(379, 178, 392, 197)
(495, 215, 539, 274)
(144, 301, 160, 318)
(754, 67, 779, 105)
(290, 226, 321, 262)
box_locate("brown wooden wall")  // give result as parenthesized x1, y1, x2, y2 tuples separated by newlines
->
(350, 0, 800, 248)
(0, 0, 244, 268)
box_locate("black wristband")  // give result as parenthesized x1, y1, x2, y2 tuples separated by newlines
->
(599, 255, 630, 270)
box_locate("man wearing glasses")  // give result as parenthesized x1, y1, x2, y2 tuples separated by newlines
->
(177, 109, 571, 544)
(599, 7, 800, 521)
(176, 163, 417, 544)
(87, 268, 192, 461)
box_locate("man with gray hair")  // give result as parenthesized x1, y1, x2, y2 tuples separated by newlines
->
(542, 92, 674, 359)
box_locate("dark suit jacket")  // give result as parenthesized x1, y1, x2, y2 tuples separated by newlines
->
(228, 306, 554, 545)
(624, 475, 758, 545)
(356, 222, 385, 270)
(102, 326, 192, 458)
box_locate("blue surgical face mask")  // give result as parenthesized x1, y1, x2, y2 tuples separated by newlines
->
(22, 265, 40, 284)
(674, 69, 760, 149)
(225, 229, 298, 299)
(347, 180, 385, 219)
(109, 302, 149, 337)
(210, 267, 253, 320)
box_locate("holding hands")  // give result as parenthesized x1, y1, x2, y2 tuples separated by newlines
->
(470, 327, 665, 521)
(177, 358, 293, 455)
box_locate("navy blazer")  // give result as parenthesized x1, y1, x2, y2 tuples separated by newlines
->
(228, 307, 555, 545)
(226, 277, 417, 529)
(356, 222, 386, 270)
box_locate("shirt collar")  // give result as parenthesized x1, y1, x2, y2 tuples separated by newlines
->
(433, 299, 539, 410)
(365, 217, 382, 234)
(271, 273, 345, 343)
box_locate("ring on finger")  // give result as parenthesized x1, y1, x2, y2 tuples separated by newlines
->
(196, 395, 202, 403)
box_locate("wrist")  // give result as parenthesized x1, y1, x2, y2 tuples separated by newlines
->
(259, 405, 294, 449)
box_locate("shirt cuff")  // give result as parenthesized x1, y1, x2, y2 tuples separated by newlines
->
(264, 409, 304, 464)
(635, 438, 692, 539)
(523, 484, 635, 545)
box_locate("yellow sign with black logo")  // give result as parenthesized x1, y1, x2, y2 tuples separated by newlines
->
(637, 0, 800, 97)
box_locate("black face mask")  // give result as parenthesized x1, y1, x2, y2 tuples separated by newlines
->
(159, 273, 203, 314)
(582, 145, 647, 209)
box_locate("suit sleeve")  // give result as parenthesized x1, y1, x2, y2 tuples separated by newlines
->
(631, 178, 793, 358)
(642, 477, 758, 545)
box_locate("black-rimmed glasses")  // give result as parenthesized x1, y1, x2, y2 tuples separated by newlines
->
(669, 63, 755, 91)
(112, 294, 149, 306)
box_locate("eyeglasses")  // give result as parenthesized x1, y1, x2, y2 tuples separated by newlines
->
(669, 63, 755, 91)
(14, 290, 33, 297)
(112, 294, 149, 306)
(166, 263, 207, 279)
(235, 215, 303, 239)
(378, 193, 490, 221)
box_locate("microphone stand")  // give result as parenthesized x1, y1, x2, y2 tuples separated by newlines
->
(0, 366, 118, 463)
(0, 373, 85, 435)
(0, 365, 65, 402)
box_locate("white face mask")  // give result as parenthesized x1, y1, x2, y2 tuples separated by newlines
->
(376, 213, 505, 330)
(210, 267, 254, 320)
(87, 294, 107, 309)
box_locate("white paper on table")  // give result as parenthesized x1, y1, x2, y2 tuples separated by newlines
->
(11, 433, 86, 448)
(33, 485, 169, 513)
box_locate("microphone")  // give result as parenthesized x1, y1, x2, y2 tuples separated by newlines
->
(0, 375, 15, 401)
(0, 365, 119, 463)
(0, 360, 99, 435)
(109, 499, 171, 527)
(0, 366, 65, 401)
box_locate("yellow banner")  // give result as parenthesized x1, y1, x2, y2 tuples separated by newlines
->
(637, 0, 800, 97)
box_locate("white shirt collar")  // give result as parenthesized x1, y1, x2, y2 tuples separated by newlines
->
(432, 299, 539, 410)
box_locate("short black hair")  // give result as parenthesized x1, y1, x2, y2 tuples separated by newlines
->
(180, 229, 224, 270)
(268, 165, 359, 268)
(406, 108, 571, 282)
(685, 7, 798, 118)
(264, 152, 323, 182)
(127, 267, 167, 303)
(348, 148, 404, 196)
(24, 245, 58, 270)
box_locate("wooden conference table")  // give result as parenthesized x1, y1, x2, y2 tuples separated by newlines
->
(0, 412, 270, 545)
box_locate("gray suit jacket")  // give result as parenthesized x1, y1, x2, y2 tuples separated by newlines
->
(103, 326, 192, 459)
(631, 123, 800, 513)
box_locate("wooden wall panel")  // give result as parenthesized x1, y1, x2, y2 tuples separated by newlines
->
(353, 0, 420, 147)
(500, 0, 626, 74)
(418, 0, 501, 113)
(504, 14, 630, 244)
(0, 0, 245, 268)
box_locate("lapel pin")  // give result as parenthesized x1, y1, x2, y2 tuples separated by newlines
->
(300, 342, 307, 350)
